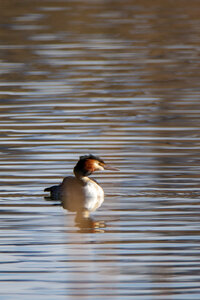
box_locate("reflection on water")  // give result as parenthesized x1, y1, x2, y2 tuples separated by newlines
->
(45, 190, 106, 233)
(0, 0, 200, 299)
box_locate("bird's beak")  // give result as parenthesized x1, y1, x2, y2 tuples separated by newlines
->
(103, 164, 119, 171)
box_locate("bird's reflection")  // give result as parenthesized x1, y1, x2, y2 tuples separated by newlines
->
(44, 193, 106, 232)
(75, 214, 106, 233)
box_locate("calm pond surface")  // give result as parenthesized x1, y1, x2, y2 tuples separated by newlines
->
(0, 0, 200, 299)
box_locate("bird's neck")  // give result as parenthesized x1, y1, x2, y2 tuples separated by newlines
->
(73, 167, 91, 181)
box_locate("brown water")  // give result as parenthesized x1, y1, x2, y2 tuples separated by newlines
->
(0, 0, 200, 299)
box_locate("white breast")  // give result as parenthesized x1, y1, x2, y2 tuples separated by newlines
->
(62, 176, 104, 213)
(83, 180, 104, 212)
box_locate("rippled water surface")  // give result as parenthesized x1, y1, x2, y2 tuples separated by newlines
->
(1, 0, 200, 299)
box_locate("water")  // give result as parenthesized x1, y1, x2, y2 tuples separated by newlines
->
(0, 0, 200, 299)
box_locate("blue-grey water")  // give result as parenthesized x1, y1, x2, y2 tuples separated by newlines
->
(0, 0, 200, 299)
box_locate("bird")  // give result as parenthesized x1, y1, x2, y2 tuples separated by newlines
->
(44, 154, 118, 219)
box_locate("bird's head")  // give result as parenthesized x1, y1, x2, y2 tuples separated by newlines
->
(74, 154, 118, 178)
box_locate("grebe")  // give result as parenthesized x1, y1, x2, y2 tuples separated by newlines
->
(44, 154, 118, 218)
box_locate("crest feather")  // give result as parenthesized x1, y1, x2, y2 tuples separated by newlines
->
(79, 154, 104, 164)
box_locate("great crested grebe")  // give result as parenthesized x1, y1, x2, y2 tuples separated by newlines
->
(44, 154, 118, 218)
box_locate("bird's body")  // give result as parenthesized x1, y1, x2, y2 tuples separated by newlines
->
(44, 154, 117, 218)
